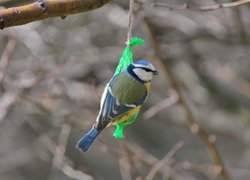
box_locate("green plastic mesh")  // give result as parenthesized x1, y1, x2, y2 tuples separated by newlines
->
(113, 37, 144, 138)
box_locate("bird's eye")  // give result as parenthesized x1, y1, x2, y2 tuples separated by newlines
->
(144, 68, 151, 72)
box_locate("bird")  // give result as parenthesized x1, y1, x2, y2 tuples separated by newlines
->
(76, 60, 158, 152)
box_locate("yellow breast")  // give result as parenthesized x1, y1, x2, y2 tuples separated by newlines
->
(145, 82, 151, 91)
(108, 106, 141, 126)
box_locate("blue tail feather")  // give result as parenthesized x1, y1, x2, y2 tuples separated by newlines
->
(76, 127, 102, 152)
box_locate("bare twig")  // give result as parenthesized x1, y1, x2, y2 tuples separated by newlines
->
(0, 0, 111, 29)
(15, 80, 93, 180)
(0, 75, 39, 124)
(213, 66, 250, 99)
(126, 142, 169, 177)
(143, 90, 179, 119)
(39, 133, 94, 180)
(145, 141, 184, 180)
(119, 139, 143, 180)
(140, 11, 231, 180)
(118, 141, 133, 180)
(138, 0, 250, 11)
(61, 163, 93, 180)
(32, 124, 94, 180)
(177, 161, 221, 180)
(0, 37, 16, 83)
(52, 123, 72, 170)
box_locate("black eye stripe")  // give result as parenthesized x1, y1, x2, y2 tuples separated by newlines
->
(140, 67, 152, 72)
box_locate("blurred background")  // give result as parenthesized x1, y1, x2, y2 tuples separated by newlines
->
(0, 0, 250, 179)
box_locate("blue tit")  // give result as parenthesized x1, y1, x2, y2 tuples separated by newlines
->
(76, 60, 158, 152)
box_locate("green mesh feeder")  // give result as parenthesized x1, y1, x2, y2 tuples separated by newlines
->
(113, 37, 144, 138)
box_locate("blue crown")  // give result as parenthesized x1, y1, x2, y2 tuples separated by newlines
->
(134, 60, 151, 66)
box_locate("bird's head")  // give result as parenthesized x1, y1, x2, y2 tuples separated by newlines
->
(128, 60, 158, 83)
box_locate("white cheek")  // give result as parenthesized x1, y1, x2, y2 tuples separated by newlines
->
(144, 72, 153, 81)
(133, 69, 153, 81)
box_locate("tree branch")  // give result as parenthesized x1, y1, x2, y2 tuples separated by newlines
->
(0, 0, 111, 30)
(137, 0, 250, 11)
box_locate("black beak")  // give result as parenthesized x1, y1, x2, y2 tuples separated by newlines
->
(153, 70, 158, 75)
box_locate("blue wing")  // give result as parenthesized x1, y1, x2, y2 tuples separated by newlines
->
(95, 73, 148, 130)
(95, 85, 134, 130)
